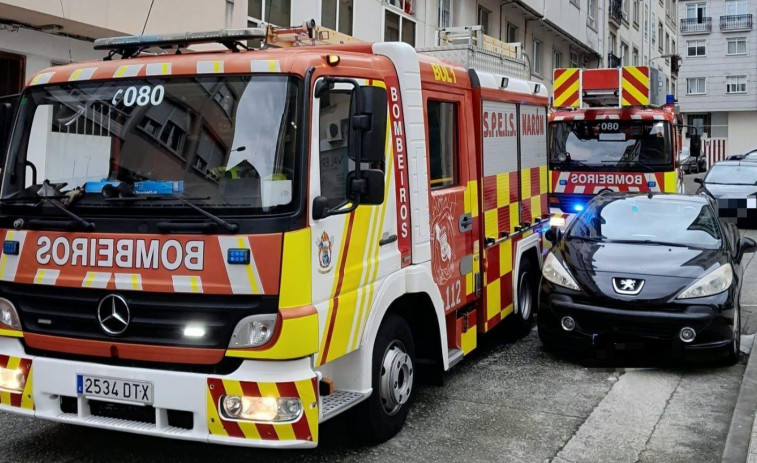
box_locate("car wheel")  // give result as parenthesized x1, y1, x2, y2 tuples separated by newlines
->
(354, 314, 416, 444)
(723, 307, 741, 366)
(513, 258, 536, 335)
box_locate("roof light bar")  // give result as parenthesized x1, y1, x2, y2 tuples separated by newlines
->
(94, 28, 266, 52)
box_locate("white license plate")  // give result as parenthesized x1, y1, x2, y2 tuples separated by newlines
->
(77, 375, 153, 405)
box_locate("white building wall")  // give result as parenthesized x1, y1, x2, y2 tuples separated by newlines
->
(727, 112, 757, 155)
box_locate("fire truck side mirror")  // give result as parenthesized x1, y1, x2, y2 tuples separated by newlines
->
(690, 133, 702, 158)
(347, 169, 384, 205)
(348, 86, 387, 164)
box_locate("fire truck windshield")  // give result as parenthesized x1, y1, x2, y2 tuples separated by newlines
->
(549, 120, 672, 172)
(2, 75, 301, 214)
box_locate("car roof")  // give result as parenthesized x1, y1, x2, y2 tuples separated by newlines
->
(591, 192, 709, 206)
(711, 160, 757, 167)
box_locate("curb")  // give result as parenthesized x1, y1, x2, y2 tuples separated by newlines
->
(722, 341, 757, 463)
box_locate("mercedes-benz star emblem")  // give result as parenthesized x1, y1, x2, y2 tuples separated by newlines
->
(612, 277, 645, 295)
(97, 294, 131, 336)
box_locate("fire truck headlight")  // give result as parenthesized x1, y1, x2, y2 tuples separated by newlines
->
(228, 314, 277, 348)
(550, 217, 566, 228)
(0, 366, 25, 392)
(220, 394, 302, 422)
(0, 298, 21, 331)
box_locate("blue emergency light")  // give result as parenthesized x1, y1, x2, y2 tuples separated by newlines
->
(573, 204, 584, 212)
(3, 241, 19, 255)
(559, 180, 568, 185)
(647, 181, 657, 188)
(227, 248, 250, 265)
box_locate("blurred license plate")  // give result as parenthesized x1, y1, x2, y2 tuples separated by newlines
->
(77, 375, 153, 404)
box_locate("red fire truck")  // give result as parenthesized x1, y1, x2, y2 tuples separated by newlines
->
(548, 66, 684, 228)
(0, 26, 549, 448)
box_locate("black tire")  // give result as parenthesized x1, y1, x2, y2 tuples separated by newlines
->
(354, 314, 416, 444)
(513, 258, 537, 335)
(723, 308, 741, 366)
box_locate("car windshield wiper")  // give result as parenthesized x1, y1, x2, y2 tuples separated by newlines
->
(551, 158, 595, 171)
(567, 235, 604, 242)
(105, 194, 238, 233)
(607, 239, 690, 248)
(0, 182, 95, 231)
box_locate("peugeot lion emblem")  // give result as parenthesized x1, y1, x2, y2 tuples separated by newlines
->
(612, 278, 645, 296)
(97, 294, 131, 335)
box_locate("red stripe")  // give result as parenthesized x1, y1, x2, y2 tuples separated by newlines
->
(622, 69, 648, 103)
(207, 378, 245, 438)
(0, 355, 8, 369)
(554, 68, 566, 81)
(555, 71, 579, 98)
(276, 381, 312, 441)
(320, 213, 356, 365)
(239, 382, 277, 440)
(562, 91, 579, 107)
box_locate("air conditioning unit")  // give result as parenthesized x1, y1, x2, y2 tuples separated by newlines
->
(326, 120, 345, 143)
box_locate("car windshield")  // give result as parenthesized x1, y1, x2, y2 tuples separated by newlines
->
(3, 75, 301, 213)
(705, 164, 757, 185)
(549, 120, 672, 171)
(567, 197, 722, 249)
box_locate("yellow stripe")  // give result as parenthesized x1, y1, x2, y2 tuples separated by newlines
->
(259, 382, 296, 441)
(540, 166, 548, 194)
(622, 79, 648, 105)
(213, 61, 221, 73)
(115, 66, 128, 78)
(31, 75, 41, 85)
(664, 171, 677, 192)
(268, 60, 277, 72)
(461, 323, 477, 354)
(0, 329, 23, 338)
(279, 229, 312, 308)
(221, 380, 261, 439)
(509, 203, 519, 235)
(500, 302, 514, 319)
(131, 274, 139, 290)
(521, 169, 532, 202)
(484, 208, 498, 240)
(294, 379, 318, 443)
(206, 388, 228, 436)
(84, 272, 96, 287)
(162, 63, 169, 74)
(553, 68, 577, 90)
(0, 231, 14, 280)
(70, 68, 83, 81)
(554, 80, 579, 107)
(486, 279, 501, 320)
(499, 239, 513, 277)
(20, 367, 33, 410)
(34, 270, 45, 284)
(496, 172, 509, 208)
(624, 66, 650, 87)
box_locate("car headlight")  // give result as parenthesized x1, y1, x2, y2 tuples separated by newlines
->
(542, 252, 580, 291)
(0, 298, 21, 331)
(677, 264, 733, 299)
(228, 314, 277, 348)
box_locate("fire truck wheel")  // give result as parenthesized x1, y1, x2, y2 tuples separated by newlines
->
(514, 259, 536, 334)
(356, 313, 416, 444)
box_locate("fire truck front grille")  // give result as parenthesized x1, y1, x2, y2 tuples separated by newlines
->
(1, 282, 278, 349)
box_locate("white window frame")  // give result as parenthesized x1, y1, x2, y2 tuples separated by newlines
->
(438, 0, 452, 29)
(620, 42, 629, 65)
(532, 38, 542, 76)
(587, 0, 597, 29)
(726, 75, 747, 94)
(553, 49, 562, 71)
(632, 47, 639, 65)
(687, 40, 706, 57)
(570, 51, 579, 68)
(247, 0, 291, 27)
(478, 5, 491, 36)
(686, 2, 706, 20)
(382, 6, 417, 46)
(506, 21, 518, 43)
(633, 0, 640, 26)
(687, 77, 706, 95)
(727, 37, 747, 55)
(726, 0, 748, 16)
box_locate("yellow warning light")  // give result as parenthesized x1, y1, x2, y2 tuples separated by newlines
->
(326, 54, 341, 66)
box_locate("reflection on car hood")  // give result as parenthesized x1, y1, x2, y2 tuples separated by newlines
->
(560, 240, 723, 278)
(704, 183, 757, 198)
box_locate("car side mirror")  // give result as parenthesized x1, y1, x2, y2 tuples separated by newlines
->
(694, 177, 703, 184)
(544, 227, 563, 244)
(739, 237, 757, 257)
(347, 169, 384, 205)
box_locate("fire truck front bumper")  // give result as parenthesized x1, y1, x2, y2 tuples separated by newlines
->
(0, 338, 320, 449)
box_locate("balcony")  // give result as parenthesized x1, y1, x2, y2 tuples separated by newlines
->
(609, 0, 624, 25)
(720, 14, 753, 31)
(680, 17, 712, 34)
(608, 52, 621, 68)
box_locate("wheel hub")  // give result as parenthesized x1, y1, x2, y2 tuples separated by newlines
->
(379, 342, 414, 416)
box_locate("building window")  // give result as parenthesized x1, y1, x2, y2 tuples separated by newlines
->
(633, 0, 640, 25)
(686, 77, 706, 95)
(688, 113, 711, 138)
(620, 42, 629, 65)
(686, 2, 706, 21)
(438, 0, 451, 29)
(478, 5, 490, 35)
(726, 0, 748, 16)
(533, 38, 542, 75)
(665, 32, 670, 55)
(427, 100, 458, 189)
(570, 51, 579, 68)
(727, 76, 747, 94)
(248, 0, 290, 27)
(506, 22, 518, 43)
(588, 0, 597, 28)
(727, 37, 747, 55)
(644, 4, 649, 39)
(322, 0, 353, 35)
(687, 40, 705, 56)
(384, 0, 414, 15)
(553, 50, 562, 71)
(658, 22, 663, 52)
(623, 0, 630, 20)
(384, 8, 416, 46)
(609, 32, 616, 54)
(570, 0, 580, 7)
(632, 47, 639, 65)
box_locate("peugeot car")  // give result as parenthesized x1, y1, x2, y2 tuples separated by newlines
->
(538, 193, 757, 364)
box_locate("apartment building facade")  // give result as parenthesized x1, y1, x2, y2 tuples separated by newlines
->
(677, 0, 757, 156)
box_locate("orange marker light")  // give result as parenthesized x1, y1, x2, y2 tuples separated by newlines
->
(326, 55, 340, 66)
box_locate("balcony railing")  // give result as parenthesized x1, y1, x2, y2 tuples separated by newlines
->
(720, 14, 753, 31)
(608, 52, 621, 68)
(609, 0, 624, 25)
(680, 17, 712, 33)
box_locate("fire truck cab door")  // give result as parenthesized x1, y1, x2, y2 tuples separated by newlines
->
(425, 91, 477, 312)
(308, 78, 401, 367)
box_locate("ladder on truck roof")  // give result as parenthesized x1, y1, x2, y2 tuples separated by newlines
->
(417, 26, 528, 80)
(552, 66, 666, 109)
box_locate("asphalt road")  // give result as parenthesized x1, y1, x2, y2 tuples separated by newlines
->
(0, 174, 753, 463)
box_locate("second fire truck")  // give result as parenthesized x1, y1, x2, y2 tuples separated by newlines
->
(548, 66, 684, 228)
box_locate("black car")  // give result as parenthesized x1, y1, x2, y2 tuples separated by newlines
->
(538, 193, 757, 364)
(695, 161, 757, 226)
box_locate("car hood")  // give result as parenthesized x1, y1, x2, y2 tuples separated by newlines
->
(703, 183, 757, 198)
(556, 240, 727, 301)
